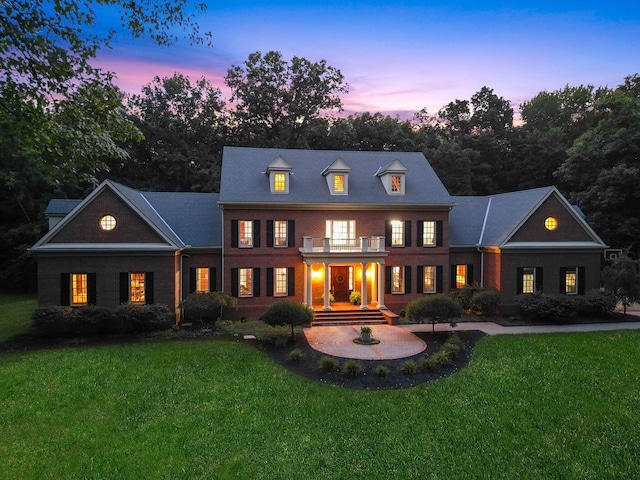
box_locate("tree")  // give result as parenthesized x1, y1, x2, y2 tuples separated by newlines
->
(180, 291, 237, 324)
(405, 295, 463, 332)
(602, 255, 640, 314)
(470, 86, 513, 134)
(261, 300, 314, 340)
(225, 51, 348, 148)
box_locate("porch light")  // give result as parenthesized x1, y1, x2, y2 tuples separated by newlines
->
(312, 269, 322, 279)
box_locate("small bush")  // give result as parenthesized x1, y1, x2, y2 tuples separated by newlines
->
(71, 306, 114, 335)
(262, 300, 314, 339)
(349, 291, 362, 305)
(470, 290, 501, 314)
(405, 295, 463, 331)
(515, 293, 574, 322)
(288, 348, 303, 362)
(400, 360, 417, 375)
(375, 365, 389, 378)
(573, 289, 618, 317)
(448, 284, 482, 310)
(342, 359, 363, 377)
(431, 350, 453, 366)
(181, 291, 237, 324)
(31, 306, 73, 336)
(319, 356, 339, 372)
(113, 303, 173, 333)
(419, 356, 437, 372)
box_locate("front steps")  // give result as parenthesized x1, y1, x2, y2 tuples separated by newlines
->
(312, 308, 388, 326)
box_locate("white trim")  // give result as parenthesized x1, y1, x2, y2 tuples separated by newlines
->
(478, 197, 492, 245)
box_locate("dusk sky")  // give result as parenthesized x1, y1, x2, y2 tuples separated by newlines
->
(95, 1, 640, 120)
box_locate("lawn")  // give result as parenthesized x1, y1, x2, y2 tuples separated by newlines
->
(1, 327, 639, 479)
(0, 294, 36, 342)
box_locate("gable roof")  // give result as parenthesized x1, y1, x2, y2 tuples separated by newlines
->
(219, 147, 453, 206)
(450, 186, 607, 248)
(43, 199, 82, 217)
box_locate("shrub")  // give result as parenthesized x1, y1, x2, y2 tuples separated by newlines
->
(180, 291, 237, 324)
(31, 306, 73, 336)
(71, 306, 114, 335)
(375, 365, 389, 378)
(405, 295, 463, 331)
(448, 284, 482, 311)
(342, 359, 363, 377)
(261, 300, 314, 340)
(113, 303, 173, 333)
(419, 356, 437, 371)
(514, 293, 575, 322)
(431, 349, 453, 366)
(400, 360, 417, 375)
(470, 290, 501, 314)
(573, 289, 618, 317)
(288, 348, 303, 362)
(349, 291, 362, 305)
(319, 356, 339, 372)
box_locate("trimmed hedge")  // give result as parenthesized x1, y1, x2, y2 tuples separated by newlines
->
(515, 289, 617, 322)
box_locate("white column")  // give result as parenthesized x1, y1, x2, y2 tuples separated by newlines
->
(323, 262, 331, 310)
(360, 262, 369, 310)
(377, 262, 387, 310)
(305, 262, 313, 308)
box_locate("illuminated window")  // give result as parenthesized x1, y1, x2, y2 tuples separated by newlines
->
(422, 221, 436, 246)
(391, 266, 404, 293)
(334, 175, 345, 193)
(239, 221, 253, 247)
(196, 268, 210, 292)
(274, 173, 286, 191)
(455, 265, 467, 288)
(545, 217, 558, 231)
(391, 220, 404, 247)
(71, 274, 88, 305)
(100, 215, 116, 231)
(130, 273, 145, 303)
(274, 220, 288, 247)
(274, 267, 288, 296)
(239, 268, 253, 297)
(326, 220, 356, 246)
(391, 175, 402, 192)
(423, 266, 436, 293)
(522, 267, 535, 294)
(565, 267, 577, 295)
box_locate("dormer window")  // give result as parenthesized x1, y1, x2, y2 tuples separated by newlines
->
(266, 156, 292, 194)
(321, 157, 351, 195)
(376, 159, 408, 196)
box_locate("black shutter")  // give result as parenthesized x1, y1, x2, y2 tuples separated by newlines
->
(436, 266, 444, 293)
(119, 272, 129, 304)
(405, 266, 412, 294)
(231, 268, 239, 297)
(436, 221, 443, 247)
(87, 273, 97, 305)
(231, 220, 238, 248)
(385, 221, 391, 247)
(467, 264, 474, 285)
(145, 272, 154, 304)
(417, 265, 424, 293)
(404, 221, 411, 247)
(385, 266, 392, 294)
(189, 267, 196, 293)
(210, 267, 217, 291)
(60, 273, 70, 306)
(266, 267, 274, 297)
(288, 220, 295, 248)
(516, 267, 524, 294)
(536, 267, 544, 293)
(417, 221, 424, 247)
(559, 267, 567, 294)
(450, 265, 457, 289)
(578, 267, 586, 295)
(288, 267, 295, 296)
(253, 220, 261, 248)
(253, 268, 261, 297)
(267, 220, 274, 248)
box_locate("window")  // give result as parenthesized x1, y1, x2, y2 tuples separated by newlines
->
(422, 221, 436, 246)
(334, 174, 345, 193)
(239, 268, 253, 297)
(391, 175, 402, 192)
(545, 217, 558, 231)
(196, 268, 210, 292)
(391, 266, 404, 293)
(326, 220, 356, 246)
(274, 267, 288, 296)
(564, 267, 577, 295)
(423, 266, 436, 293)
(522, 267, 535, 293)
(391, 220, 404, 247)
(455, 265, 467, 288)
(130, 272, 146, 303)
(239, 220, 253, 247)
(99, 215, 116, 231)
(274, 173, 286, 191)
(71, 273, 88, 305)
(274, 220, 288, 247)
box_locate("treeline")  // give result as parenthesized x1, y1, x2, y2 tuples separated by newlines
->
(1, 50, 639, 292)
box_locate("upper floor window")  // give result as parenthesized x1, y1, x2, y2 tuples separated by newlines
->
(391, 220, 404, 247)
(267, 156, 292, 194)
(545, 217, 558, 231)
(274, 173, 286, 191)
(422, 221, 436, 246)
(71, 273, 88, 306)
(334, 175, 345, 193)
(274, 221, 288, 247)
(326, 220, 356, 246)
(376, 159, 407, 195)
(391, 175, 402, 192)
(99, 215, 116, 231)
(322, 157, 351, 195)
(239, 220, 253, 247)
(130, 272, 146, 303)
(196, 268, 210, 292)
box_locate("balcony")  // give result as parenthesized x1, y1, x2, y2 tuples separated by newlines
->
(300, 236, 386, 253)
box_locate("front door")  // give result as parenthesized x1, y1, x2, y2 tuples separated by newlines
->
(332, 266, 350, 302)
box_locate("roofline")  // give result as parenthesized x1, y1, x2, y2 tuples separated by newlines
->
(30, 243, 178, 253)
(217, 201, 455, 211)
(500, 241, 608, 250)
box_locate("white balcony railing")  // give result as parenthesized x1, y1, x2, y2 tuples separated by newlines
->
(301, 236, 386, 253)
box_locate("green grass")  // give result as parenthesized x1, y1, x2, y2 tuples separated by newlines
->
(1, 330, 640, 478)
(0, 294, 36, 342)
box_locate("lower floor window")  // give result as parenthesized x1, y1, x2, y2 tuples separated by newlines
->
(71, 273, 88, 305)
(196, 267, 210, 292)
(274, 267, 288, 296)
(423, 266, 436, 293)
(455, 265, 467, 288)
(130, 272, 146, 303)
(391, 266, 404, 293)
(564, 267, 577, 295)
(239, 268, 253, 297)
(522, 267, 535, 294)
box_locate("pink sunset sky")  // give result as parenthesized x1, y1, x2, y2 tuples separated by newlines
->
(95, 1, 640, 120)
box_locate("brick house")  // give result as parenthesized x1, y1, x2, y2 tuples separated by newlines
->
(31, 147, 607, 322)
